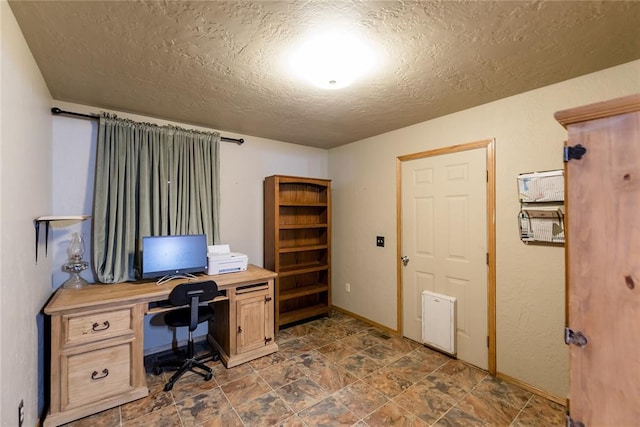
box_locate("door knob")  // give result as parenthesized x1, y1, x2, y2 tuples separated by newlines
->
(401, 256, 410, 266)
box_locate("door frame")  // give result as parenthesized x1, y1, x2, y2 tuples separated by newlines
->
(396, 138, 496, 375)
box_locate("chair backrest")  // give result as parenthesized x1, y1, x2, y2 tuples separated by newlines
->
(168, 280, 219, 307)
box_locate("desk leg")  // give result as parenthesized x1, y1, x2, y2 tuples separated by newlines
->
(208, 299, 231, 366)
(131, 304, 147, 389)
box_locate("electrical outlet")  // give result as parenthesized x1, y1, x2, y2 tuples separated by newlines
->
(18, 399, 24, 427)
(345, 283, 351, 292)
(376, 236, 384, 247)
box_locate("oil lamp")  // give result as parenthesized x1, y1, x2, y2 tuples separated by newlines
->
(61, 232, 88, 289)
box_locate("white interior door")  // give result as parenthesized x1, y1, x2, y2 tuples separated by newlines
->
(401, 147, 488, 369)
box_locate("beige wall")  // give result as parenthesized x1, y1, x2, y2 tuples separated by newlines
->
(51, 100, 329, 276)
(50, 101, 328, 351)
(1, 2, 53, 425)
(4, 0, 639, 414)
(4, 3, 327, 421)
(328, 60, 640, 399)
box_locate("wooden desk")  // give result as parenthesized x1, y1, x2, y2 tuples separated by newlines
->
(43, 265, 278, 427)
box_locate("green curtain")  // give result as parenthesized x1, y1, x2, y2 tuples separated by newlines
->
(93, 115, 220, 283)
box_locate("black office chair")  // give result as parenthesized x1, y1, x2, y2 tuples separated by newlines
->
(158, 280, 220, 391)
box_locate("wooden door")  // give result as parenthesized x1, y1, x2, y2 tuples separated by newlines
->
(558, 95, 640, 425)
(237, 292, 268, 354)
(401, 145, 488, 370)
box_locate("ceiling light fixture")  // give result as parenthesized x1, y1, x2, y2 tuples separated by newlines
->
(290, 30, 377, 90)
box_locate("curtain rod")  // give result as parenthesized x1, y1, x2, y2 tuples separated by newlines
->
(50, 107, 244, 145)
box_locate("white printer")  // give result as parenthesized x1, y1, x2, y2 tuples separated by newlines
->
(207, 244, 248, 275)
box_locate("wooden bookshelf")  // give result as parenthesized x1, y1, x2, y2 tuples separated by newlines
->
(264, 175, 331, 330)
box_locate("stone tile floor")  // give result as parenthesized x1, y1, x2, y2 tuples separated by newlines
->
(63, 311, 565, 426)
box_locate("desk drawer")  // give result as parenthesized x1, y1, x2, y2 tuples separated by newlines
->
(63, 342, 133, 410)
(64, 307, 133, 346)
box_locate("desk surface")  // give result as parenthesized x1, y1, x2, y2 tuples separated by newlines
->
(45, 264, 276, 314)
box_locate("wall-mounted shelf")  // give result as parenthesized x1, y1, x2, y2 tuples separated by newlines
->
(519, 207, 565, 244)
(518, 170, 564, 203)
(34, 215, 90, 263)
(517, 170, 564, 245)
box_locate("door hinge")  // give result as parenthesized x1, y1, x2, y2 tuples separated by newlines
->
(238, 325, 242, 334)
(564, 144, 587, 162)
(264, 336, 273, 345)
(486, 253, 489, 265)
(564, 327, 588, 347)
(566, 414, 585, 427)
(487, 336, 490, 348)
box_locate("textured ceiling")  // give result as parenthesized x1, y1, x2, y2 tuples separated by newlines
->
(9, 1, 640, 149)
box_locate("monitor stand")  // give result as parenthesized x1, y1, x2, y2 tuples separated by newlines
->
(156, 273, 198, 286)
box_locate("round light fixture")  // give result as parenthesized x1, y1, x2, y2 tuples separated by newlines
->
(290, 30, 376, 90)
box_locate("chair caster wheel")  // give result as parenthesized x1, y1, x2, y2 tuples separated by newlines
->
(153, 365, 163, 376)
(164, 382, 174, 392)
(204, 373, 212, 381)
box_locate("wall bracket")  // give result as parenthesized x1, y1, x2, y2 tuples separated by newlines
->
(34, 215, 90, 263)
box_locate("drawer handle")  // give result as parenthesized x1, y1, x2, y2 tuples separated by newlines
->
(92, 321, 110, 331)
(91, 368, 109, 380)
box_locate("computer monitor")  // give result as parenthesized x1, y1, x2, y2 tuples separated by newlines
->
(141, 234, 207, 280)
